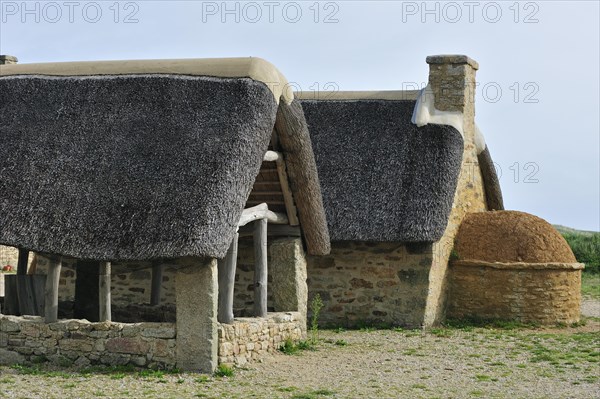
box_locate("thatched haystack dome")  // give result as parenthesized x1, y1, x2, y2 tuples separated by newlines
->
(454, 211, 576, 263)
(448, 211, 583, 325)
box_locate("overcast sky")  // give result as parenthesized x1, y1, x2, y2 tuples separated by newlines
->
(1, 0, 598, 231)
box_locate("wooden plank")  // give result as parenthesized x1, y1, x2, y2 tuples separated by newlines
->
(275, 157, 300, 226)
(17, 249, 29, 275)
(3, 275, 18, 315)
(150, 263, 163, 306)
(238, 224, 301, 238)
(248, 191, 284, 197)
(245, 200, 286, 206)
(238, 203, 288, 227)
(253, 218, 268, 318)
(74, 261, 100, 321)
(251, 181, 281, 187)
(44, 256, 62, 323)
(217, 233, 238, 324)
(98, 262, 111, 322)
(16, 275, 36, 315)
(32, 275, 46, 316)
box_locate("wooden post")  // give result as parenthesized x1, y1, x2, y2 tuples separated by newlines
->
(17, 249, 29, 275)
(13, 249, 36, 316)
(98, 262, 111, 322)
(150, 263, 163, 306)
(253, 218, 268, 317)
(44, 256, 62, 323)
(217, 233, 238, 324)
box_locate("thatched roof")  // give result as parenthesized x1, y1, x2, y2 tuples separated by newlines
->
(0, 58, 328, 260)
(275, 100, 330, 255)
(478, 146, 504, 211)
(300, 96, 464, 242)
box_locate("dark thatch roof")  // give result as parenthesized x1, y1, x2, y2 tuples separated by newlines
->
(478, 145, 504, 211)
(300, 99, 464, 242)
(0, 75, 277, 261)
(275, 100, 330, 255)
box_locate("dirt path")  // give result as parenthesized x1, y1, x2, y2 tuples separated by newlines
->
(581, 297, 600, 318)
(1, 321, 598, 399)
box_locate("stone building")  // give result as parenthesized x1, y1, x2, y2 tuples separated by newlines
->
(0, 57, 329, 371)
(1, 54, 576, 371)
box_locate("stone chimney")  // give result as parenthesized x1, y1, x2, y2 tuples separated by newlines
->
(426, 55, 478, 112)
(0, 55, 18, 65)
(423, 55, 486, 328)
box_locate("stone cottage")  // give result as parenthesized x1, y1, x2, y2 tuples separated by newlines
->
(298, 55, 503, 328)
(3, 53, 561, 371)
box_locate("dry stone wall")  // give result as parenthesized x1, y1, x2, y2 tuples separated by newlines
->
(448, 262, 583, 324)
(0, 312, 305, 369)
(218, 312, 304, 366)
(0, 315, 176, 368)
(307, 242, 432, 328)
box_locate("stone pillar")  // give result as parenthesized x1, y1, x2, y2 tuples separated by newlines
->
(270, 238, 308, 331)
(423, 55, 487, 327)
(175, 257, 218, 372)
(0, 55, 18, 65)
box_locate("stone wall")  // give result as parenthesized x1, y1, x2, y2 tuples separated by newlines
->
(307, 242, 432, 328)
(0, 312, 306, 370)
(218, 312, 304, 366)
(448, 262, 583, 324)
(0, 315, 176, 368)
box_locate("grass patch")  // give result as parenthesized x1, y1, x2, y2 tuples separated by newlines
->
(290, 388, 336, 398)
(429, 328, 453, 337)
(582, 273, 600, 299)
(444, 317, 538, 330)
(474, 374, 497, 382)
(214, 364, 234, 378)
(279, 338, 316, 355)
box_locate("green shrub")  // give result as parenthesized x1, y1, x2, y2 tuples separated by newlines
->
(561, 232, 600, 273)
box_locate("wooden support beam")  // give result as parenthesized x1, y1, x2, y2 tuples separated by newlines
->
(274, 155, 300, 226)
(253, 218, 268, 317)
(98, 262, 111, 322)
(150, 263, 163, 306)
(238, 224, 301, 238)
(238, 203, 288, 227)
(17, 249, 29, 275)
(217, 233, 238, 324)
(44, 256, 62, 323)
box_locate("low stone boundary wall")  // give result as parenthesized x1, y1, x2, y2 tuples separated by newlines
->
(1, 312, 305, 370)
(448, 261, 584, 324)
(218, 312, 304, 366)
(0, 315, 176, 369)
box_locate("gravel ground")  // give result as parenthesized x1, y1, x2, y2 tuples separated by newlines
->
(0, 314, 598, 399)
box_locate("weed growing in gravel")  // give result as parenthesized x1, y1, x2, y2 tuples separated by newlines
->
(309, 294, 324, 344)
(291, 388, 336, 398)
(195, 375, 211, 384)
(279, 338, 316, 355)
(214, 364, 234, 378)
(430, 328, 453, 338)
